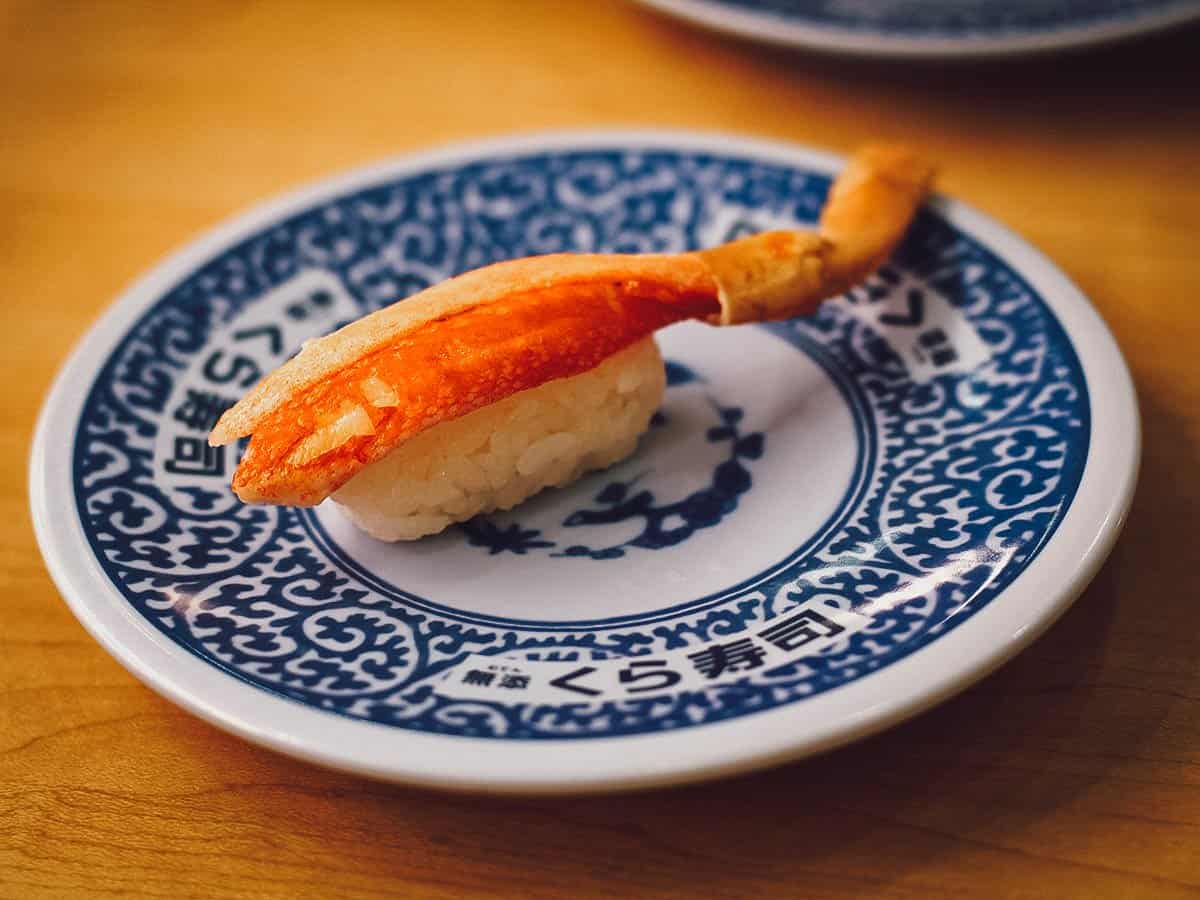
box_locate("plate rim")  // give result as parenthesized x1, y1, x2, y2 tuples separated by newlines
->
(29, 128, 1140, 794)
(635, 0, 1200, 58)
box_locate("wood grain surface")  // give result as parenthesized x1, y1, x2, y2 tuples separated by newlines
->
(3, 2, 1199, 897)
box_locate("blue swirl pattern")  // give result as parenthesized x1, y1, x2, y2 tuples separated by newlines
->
(72, 148, 1089, 739)
(460, 361, 767, 560)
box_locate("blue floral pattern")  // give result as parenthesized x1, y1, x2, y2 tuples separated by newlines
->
(460, 359, 767, 560)
(72, 145, 1090, 739)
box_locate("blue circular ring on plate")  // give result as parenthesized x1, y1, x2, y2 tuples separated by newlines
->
(299, 326, 875, 631)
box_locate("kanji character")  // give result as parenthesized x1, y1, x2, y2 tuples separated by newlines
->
(916, 327, 959, 367)
(462, 669, 494, 687)
(163, 437, 225, 477)
(759, 608, 845, 653)
(499, 674, 530, 690)
(172, 389, 236, 432)
(687, 638, 766, 679)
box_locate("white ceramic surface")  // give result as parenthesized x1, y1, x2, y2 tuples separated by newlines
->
(31, 131, 1139, 793)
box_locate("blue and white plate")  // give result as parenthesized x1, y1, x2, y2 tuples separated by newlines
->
(637, 0, 1200, 57)
(31, 131, 1138, 793)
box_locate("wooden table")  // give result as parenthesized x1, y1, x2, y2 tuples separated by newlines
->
(4, 2, 1199, 896)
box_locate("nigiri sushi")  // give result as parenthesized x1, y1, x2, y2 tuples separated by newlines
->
(209, 144, 934, 540)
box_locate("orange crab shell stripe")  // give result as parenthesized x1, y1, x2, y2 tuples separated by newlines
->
(209, 253, 716, 446)
(210, 143, 935, 507)
(227, 275, 723, 505)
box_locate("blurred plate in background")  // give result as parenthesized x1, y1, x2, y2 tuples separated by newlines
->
(636, 0, 1200, 57)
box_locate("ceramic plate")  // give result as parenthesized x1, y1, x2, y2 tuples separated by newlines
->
(31, 131, 1138, 793)
(637, 0, 1200, 57)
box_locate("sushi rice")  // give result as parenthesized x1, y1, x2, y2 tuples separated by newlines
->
(331, 337, 665, 541)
